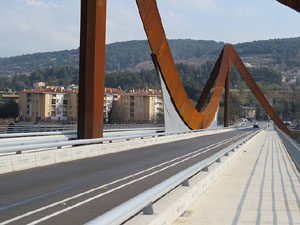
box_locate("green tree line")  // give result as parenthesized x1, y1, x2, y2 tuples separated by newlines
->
(1, 37, 300, 75)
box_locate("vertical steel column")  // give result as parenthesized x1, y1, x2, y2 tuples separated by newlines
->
(224, 69, 230, 127)
(78, 0, 107, 139)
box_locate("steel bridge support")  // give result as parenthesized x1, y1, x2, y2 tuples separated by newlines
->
(78, 0, 106, 139)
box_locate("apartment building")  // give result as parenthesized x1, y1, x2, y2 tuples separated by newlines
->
(0, 91, 19, 103)
(19, 86, 163, 123)
(19, 87, 78, 122)
(118, 89, 163, 123)
(104, 87, 123, 122)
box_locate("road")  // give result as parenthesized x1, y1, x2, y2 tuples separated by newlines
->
(0, 128, 256, 225)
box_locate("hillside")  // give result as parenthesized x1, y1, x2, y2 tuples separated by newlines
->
(1, 37, 300, 76)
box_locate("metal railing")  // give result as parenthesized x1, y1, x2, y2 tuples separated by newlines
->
(0, 124, 77, 134)
(0, 126, 243, 155)
(86, 129, 261, 225)
(275, 126, 300, 171)
(0, 124, 164, 134)
(0, 130, 77, 139)
(0, 135, 77, 149)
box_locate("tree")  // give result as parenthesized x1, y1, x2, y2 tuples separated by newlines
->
(0, 101, 19, 119)
(108, 102, 128, 124)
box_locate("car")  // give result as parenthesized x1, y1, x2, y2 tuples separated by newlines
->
(253, 123, 259, 128)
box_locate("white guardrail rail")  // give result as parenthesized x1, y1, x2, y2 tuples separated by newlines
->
(86, 129, 262, 225)
(0, 126, 250, 174)
(0, 126, 248, 154)
(0, 124, 164, 134)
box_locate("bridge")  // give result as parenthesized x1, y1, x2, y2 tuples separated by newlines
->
(0, 123, 299, 225)
(1, 0, 300, 224)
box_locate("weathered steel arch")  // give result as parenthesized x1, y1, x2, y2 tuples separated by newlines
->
(136, 0, 291, 136)
(78, 0, 293, 138)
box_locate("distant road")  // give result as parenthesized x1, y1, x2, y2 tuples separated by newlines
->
(0, 128, 255, 225)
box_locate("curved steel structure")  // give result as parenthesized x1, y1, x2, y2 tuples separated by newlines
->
(77, 0, 293, 138)
(277, 0, 300, 13)
(136, 0, 291, 136)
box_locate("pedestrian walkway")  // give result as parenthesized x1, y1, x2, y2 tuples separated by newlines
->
(173, 128, 300, 225)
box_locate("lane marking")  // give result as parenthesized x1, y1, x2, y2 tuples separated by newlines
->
(0, 132, 247, 213)
(26, 133, 249, 225)
(1, 132, 250, 225)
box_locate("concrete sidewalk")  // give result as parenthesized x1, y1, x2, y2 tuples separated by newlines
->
(173, 129, 300, 225)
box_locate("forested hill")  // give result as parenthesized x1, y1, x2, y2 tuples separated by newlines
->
(0, 39, 224, 75)
(1, 37, 300, 75)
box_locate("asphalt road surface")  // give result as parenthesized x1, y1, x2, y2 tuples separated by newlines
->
(0, 128, 256, 225)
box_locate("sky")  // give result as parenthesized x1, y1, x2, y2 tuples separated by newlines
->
(0, 0, 300, 57)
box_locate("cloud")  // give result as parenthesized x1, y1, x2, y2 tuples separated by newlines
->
(26, 0, 57, 9)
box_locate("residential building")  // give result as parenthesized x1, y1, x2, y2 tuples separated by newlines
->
(67, 90, 78, 122)
(241, 106, 256, 119)
(104, 87, 123, 122)
(33, 82, 46, 89)
(19, 86, 164, 123)
(0, 90, 19, 103)
(19, 87, 77, 122)
(118, 89, 163, 123)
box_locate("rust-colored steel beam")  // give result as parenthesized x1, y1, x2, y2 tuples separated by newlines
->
(78, 0, 106, 139)
(195, 50, 223, 112)
(277, 0, 300, 13)
(136, 0, 227, 129)
(224, 69, 230, 127)
(230, 47, 291, 135)
(136, 0, 290, 135)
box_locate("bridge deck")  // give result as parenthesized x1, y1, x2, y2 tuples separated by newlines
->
(173, 128, 300, 225)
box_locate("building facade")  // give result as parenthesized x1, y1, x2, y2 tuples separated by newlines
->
(118, 89, 163, 123)
(241, 106, 256, 119)
(0, 91, 19, 103)
(19, 87, 78, 122)
(19, 86, 163, 123)
(104, 87, 123, 122)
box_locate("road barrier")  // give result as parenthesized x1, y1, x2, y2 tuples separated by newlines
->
(86, 129, 261, 225)
(0, 127, 241, 174)
(0, 124, 164, 134)
(275, 126, 300, 171)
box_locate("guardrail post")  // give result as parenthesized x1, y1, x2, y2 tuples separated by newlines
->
(143, 202, 154, 215)
(182, 179, 190, 187)
(202, 166, 209, 172)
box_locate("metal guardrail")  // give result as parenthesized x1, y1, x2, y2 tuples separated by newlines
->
(103, 124, 164, 130)
(0, 126, 243, 154)
(0, 135, 77, 148)
(275, 126, 300, 171)
(86, 129, 261, 225)
(0, 124, 77, 134)
(0, 130, 77, 139)
(0, 124, 164, 134)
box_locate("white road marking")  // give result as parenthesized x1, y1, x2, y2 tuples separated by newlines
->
(1, 132, 249, 225)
